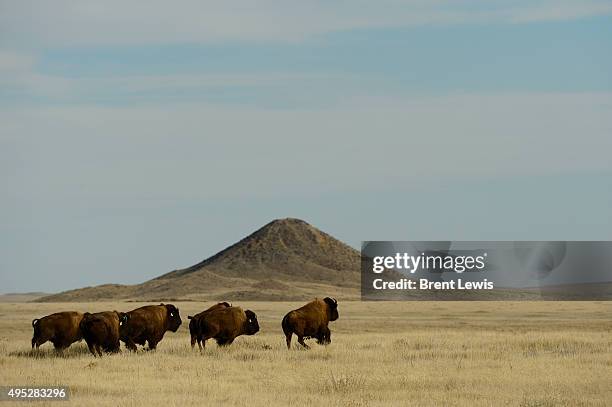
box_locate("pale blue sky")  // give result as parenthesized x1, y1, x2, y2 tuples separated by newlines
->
(1, 1, 611, 293)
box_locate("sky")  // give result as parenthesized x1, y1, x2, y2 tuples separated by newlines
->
(1, 1, 611, 293)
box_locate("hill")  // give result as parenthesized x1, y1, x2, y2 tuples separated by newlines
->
(37, 218, 360, 302)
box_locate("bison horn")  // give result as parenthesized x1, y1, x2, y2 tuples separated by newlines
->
(332, 297, 337, 305)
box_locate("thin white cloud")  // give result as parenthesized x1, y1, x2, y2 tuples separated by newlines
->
(0, 71, 341, 97)
(0, 67, 375, 110)
(1, 1, 611, 48)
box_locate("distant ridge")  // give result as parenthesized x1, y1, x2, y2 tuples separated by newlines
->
(0, 292, 50, 303)
(37, 218, 360, 302)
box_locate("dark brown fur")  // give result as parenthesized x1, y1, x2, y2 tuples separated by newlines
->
(187, 302, 231, 350)
(80, 311, 126, 357)
(197, 306, 259, 348)
(282, 297, 338, 349)
(31, 311, 84, 351)
(119, 303, 182, 351)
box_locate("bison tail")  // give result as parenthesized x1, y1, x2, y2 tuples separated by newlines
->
(281, 314, 292, 335)
(32, 319, 40, 336)
(31, 319, 40, 348)
(187, 315, 193, 320)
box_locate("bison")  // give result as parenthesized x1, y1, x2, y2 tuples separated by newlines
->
(196, 306, 259, 348)
(187, 302, 231, 350)
(282, 297, 338, 349)
(31, 311, 84, 351)
(79, 311, 127, 357)
(119, 303, 182, 351)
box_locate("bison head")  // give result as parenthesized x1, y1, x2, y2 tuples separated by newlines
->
(115, 311, 129, 335)
(324, 297, 339, 321)
(79, 312, 92, 330)
(244, 310, 259, 335)
(163, 304, 182, 332)
(116, 312, 129, 325)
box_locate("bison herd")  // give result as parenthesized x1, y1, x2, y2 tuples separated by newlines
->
(30, 298, 338, 357)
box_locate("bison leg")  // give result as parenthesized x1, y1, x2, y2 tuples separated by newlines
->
(190, 334, 197, 349)
(297, 336, 310, 349)
(220, 338, 234, 346)
(147, 340, 158, 350)
(86, 342, 97, 357)
(34, 337, 45, 349)
(285, 333, 292, 349)
(316, 327, 331, 345)
(123, 338, 138, 352)
(33, 338, 45, 350)
(106, 340, 121, 354)
(53, 342, 67, 353)
(214, 335, 235, 347)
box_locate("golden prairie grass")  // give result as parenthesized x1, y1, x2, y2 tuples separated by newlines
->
(0, 301, 610, 406)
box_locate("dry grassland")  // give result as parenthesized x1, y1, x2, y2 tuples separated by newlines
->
(0, 301, 610, 406)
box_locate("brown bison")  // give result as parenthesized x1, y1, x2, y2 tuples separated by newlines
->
(79, 311, 127, 357)
(282, 297, 338, 349)
(196, 306, 259, 348)
(31, 311, 84, 350)
(119, 303, 182, 351)
(187, 302, 231, 350)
